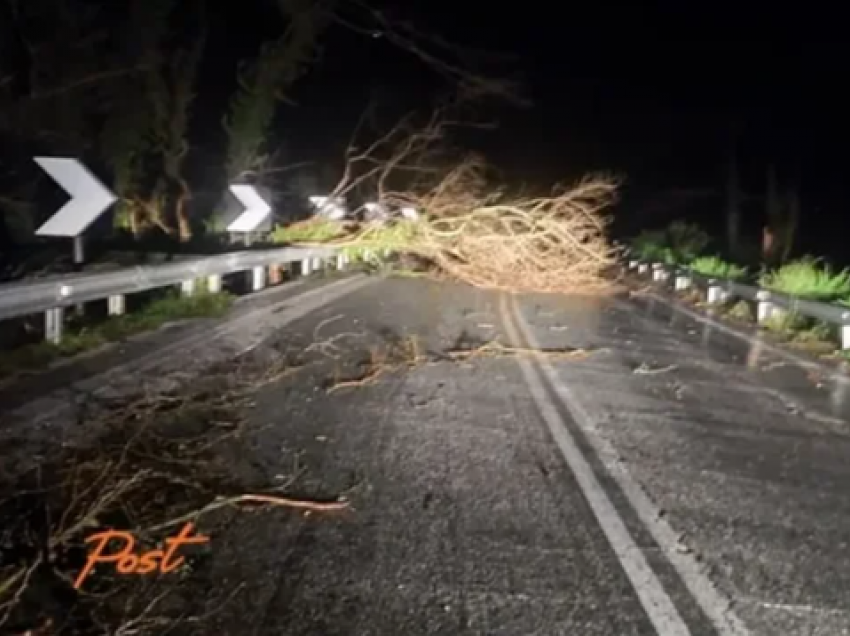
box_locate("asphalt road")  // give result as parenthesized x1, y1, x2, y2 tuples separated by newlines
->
(3, 273, 849, 635)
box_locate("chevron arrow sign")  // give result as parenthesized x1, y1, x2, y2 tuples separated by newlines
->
(34, 157, 118, 237)
(227, 185, 272, 232)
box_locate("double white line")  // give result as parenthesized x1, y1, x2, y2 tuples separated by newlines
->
(499, 293, 751, 636)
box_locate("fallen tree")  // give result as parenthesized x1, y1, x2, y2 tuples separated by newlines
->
(275, 100, 621, 294)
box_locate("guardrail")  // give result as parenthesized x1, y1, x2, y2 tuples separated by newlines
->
(625, 258, 850, 350)
(0, 245, 345, 344)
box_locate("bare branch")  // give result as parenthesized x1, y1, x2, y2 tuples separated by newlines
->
(25, 65, 151, 101)
(332, 0, 528, 106)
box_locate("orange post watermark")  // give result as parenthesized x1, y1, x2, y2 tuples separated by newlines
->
(73, 522, 210, 590)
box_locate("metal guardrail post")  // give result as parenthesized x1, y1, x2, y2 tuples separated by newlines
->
(180, 280, 195, 296)
(45, 307, 63, 344)
(207, 274, 222, 293)
(842, 325, 850, 350)
(756, 290, 776, 324)
(756, 299, 771, 322)
(107, 295, 125, 316)
(706, 281, 725, 304)
(251, 266, 266, 292)
(674, 273, 691, 291)
(302, 258, 312, 275)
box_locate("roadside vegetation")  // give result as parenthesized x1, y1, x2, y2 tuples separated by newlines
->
(759, 256, 850, 302)
(688, 256, 747, 281)
(628, 220, 850, 360)
(0, 290, 233, 382)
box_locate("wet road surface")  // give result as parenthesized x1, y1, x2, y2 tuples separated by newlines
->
(3, 274, 849, 635)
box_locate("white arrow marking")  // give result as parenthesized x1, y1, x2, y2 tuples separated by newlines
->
(227, 185, 272, 232)
(34, 158, 118, 237)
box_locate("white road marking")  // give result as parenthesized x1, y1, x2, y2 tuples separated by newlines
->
(502, 294, 752, 636)
(754, 599, 850, 617)
(498, 294, 691, 635)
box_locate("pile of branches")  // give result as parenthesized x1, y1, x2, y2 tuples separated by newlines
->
(401, 159, 618, 294)
(0, 382, 245, 635)
(291, 101, 621, 294)
(0, 353, 338, 636)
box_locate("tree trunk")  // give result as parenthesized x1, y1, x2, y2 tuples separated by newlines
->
(764, 164, 782, 265)
(174, 178, 193, 242)
(781, 179, 800, 264)
(725, 140, 741, 259)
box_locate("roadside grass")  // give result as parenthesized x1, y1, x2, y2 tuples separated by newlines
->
(270, 219, 347, 243)
(760, 311, 837, 351)
(0, 290, 234, 381)
(722, 299, 754, 322)
(787, 321, 837, 354)
(689, 256, 747, 281)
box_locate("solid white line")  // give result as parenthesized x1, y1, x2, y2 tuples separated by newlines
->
(498, 294, 692, 635)
(503, 294, 752, 636)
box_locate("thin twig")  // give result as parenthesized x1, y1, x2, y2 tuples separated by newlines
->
(144, 493, 349, 534)
(326, 366, 384, 394)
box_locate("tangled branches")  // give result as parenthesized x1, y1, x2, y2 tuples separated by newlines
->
(407, 161, 620, 294)
(0, 355, 344, 636)
(291, 102, 622, 294)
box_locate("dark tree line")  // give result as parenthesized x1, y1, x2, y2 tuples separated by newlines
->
(0, 0, 520, 252)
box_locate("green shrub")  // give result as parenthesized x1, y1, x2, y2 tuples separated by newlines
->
(629, 221, 709, 265)
(759, 256, 850, 302)
(666, 221, 710, 264)
(629, 230, 667, 261)
(689, 256, 747, 280)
